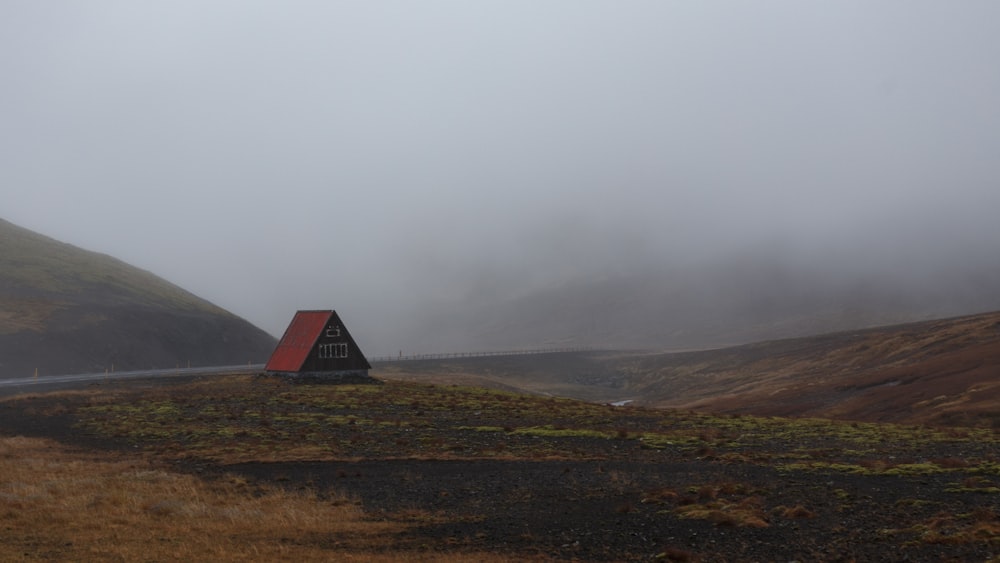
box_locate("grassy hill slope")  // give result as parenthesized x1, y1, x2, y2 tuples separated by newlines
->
(650, 312, 1000, 426)
(375, 310, 1000, 427)
(0, 218, 275, 376)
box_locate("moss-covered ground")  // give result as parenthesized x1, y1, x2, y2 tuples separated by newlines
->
(2, 374, 999, 561)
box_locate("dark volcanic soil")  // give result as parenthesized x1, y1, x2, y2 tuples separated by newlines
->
(215, 458, 997, 562)
(2, 376, 999, 562)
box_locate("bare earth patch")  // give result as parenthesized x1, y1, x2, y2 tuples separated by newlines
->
(1, 374, 999, 561)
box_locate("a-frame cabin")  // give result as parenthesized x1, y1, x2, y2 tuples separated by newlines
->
(265, 310, 374, 382)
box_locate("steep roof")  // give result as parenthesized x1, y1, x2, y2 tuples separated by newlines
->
(264, 310, 335, 372)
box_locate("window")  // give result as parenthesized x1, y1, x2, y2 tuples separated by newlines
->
(318, 343, 348, 359)
(326, 326, 341, 337)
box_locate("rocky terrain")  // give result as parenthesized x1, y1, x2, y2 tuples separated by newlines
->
(1, 374, 998, 561)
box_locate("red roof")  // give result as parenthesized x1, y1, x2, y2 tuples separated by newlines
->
(264, 310, 332, 372)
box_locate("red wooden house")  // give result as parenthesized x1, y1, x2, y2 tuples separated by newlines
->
(265, 310, 373, 381)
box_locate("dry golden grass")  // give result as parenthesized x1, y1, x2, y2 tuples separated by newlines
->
(0, 436, 515, 562)
(674, 497, 770, 528)
(0, 298, 64, 334)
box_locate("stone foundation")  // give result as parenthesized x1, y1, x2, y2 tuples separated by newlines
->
(265, 370, 381, 385)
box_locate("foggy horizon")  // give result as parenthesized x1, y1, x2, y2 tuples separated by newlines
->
(4, 2, 1000, 355)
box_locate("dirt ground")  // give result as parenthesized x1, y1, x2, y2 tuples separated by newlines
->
(2, 375, 999, 562)
(216, 457, 999, 562)
(223, 457, 719, 559)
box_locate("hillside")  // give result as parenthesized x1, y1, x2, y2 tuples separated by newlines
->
(0, 218, 275, 377)
(375, 310, 1000, 427)
(641, 311, 1000, 426)
(390, 250, 1000, 353)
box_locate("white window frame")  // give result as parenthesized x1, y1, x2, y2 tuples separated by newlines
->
(334, 342, 348, 358)
(318, 342, 349, 359)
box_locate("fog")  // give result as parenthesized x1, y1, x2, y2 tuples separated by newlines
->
(3, 2, 1000, 355)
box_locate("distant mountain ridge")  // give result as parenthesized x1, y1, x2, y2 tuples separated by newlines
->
(0, 218, 276, 377)
(398, 248, 1000, 353)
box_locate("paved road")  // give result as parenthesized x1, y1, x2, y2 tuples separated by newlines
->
(0, 364, 264, 397)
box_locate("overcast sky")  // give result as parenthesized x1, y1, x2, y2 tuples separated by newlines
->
(3, 2, 1000, 353)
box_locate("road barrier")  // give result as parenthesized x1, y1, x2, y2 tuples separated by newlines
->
(368, 347, 592, 363)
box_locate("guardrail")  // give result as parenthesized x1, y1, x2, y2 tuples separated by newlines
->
(0, 364, 266, 392)
(369, 347, 592, 363)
